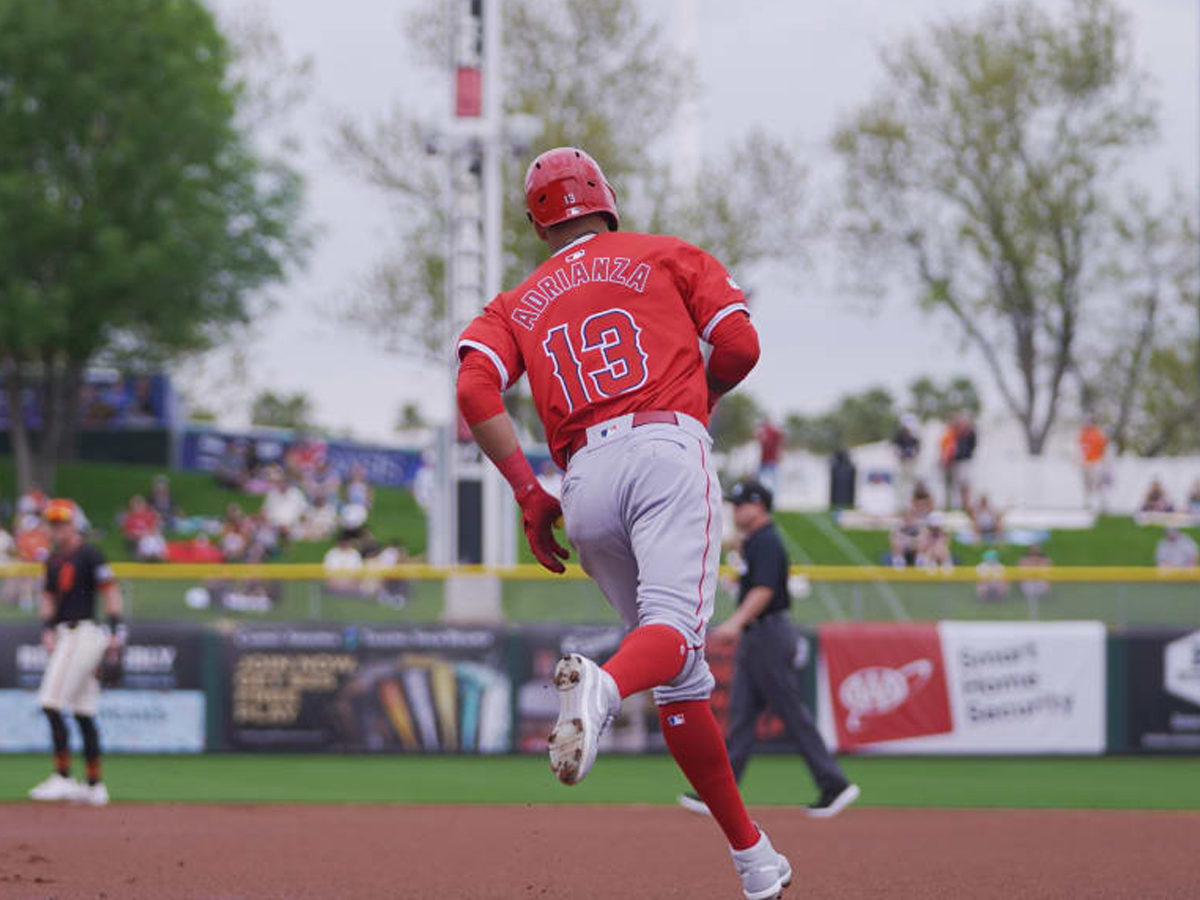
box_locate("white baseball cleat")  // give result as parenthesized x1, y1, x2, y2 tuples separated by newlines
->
(74, 782, 110, 806)
(730, 829, 792, 900)
(28, 773, 82, 802)
(548, 653, 618, 786)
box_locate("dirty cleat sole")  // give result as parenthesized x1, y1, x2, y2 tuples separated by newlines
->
(548, 654, 608, 785)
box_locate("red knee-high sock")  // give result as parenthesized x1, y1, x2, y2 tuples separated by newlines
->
(659, 700, 759, 850)
(601, 624, 688, 698)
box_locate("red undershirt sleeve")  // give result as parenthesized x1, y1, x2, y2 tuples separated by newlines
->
(706, 311, 759, 388)
(456, 350, 507, 426)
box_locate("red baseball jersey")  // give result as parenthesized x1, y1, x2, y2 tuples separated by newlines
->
(457, 230, 749, 467)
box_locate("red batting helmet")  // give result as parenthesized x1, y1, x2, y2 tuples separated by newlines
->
(524, 147, 619, 231)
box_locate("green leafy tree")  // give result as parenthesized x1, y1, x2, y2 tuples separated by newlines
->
(906, 375, 982, 423)
(834, 0, 1155, 454)
(250, 390, 314, 432)
(786, 385, 900, 454)
(0, 0, 305, 490)
(396, 402, 427, 432)
(785, 412, 842, 457)
(1075, 188, 1199, 454)
(333, 0, 807, 361)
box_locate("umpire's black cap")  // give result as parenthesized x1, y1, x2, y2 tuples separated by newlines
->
(725, 479, 773, 511)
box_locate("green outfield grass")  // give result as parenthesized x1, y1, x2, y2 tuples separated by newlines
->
(3, 754, 1198, 809)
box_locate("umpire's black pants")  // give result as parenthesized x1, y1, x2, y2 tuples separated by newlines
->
(726, 612, 846, 793)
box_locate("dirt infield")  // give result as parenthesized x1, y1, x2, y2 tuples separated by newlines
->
(1, 804, 1197, 899)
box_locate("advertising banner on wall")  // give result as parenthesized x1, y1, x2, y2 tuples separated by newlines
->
(511, 624, 818, 755)
(513, 625, 658, 755)
(223, 625, 510, 752)
(0, 624, 208, 753)
(1125, 629, 1200, 752)
(817, 621, 1107, 754)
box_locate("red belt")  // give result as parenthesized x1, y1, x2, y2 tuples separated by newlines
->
(569, 410, 679, 456)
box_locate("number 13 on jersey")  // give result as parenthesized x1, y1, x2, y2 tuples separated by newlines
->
(542, 308, 649, 410)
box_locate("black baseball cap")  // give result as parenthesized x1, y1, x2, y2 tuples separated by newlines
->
(725, 479, 773, 511)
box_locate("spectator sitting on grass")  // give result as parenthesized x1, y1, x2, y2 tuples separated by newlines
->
(975, 549, 1008, 602)
(305, 460, 342, 506)
(323, 532, 363, 595)
(16, 484, 47, 518)
(1141, 477, 1174, 513)
(13, 515, 49, 610)
(363, 538, 410, 608)
(1017, 544, 1052, 602)
(1155, 528, 1198, 570)
(120, 495, 161, 551)
(345, 463, 374, 511)
(910, 480, 935, 521)
(244, 513, 281, 564)
(917, 515, 952, 571)
(219, 503, 251, 562)
(261, 470, 308, 540)
(214, 440, 249, 490)
(888, 511, 921, 568)
(135, 528, 167, 562)
(969, 494, 1004, 543)
(295, 494, 338, 542)
(150, 474, 178, 527)
(1188, 479, 1200, 515)
(339, 501, 369, 541)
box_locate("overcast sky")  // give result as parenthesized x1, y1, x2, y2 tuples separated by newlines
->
(198, 0, 1198, 444)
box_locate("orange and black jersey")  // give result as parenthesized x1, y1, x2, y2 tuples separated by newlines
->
(44, 543, 114, 625)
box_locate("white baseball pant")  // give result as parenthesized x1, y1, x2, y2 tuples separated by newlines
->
(561, 411, 720, 705)
(37, 620, 109, 716)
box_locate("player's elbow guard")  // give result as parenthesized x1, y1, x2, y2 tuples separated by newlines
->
(707, 314, 760, 387)
(456, 351, 507, 426)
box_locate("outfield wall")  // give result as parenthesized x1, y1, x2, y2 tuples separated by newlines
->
(0, 622, 1196, 756)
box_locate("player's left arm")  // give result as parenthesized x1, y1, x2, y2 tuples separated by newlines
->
(95, 553, 127, 654)
(706, 312, 760, 407)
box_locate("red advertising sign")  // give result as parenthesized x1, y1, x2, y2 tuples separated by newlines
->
(820, 623, 953, 749)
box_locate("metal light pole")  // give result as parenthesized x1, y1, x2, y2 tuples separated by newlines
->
(434, 0, 515, 577)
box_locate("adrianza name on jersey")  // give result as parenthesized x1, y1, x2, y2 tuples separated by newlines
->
(511, 256, 652, 331)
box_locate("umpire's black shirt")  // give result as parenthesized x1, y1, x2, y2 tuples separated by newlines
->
(738, 521, 790, 619)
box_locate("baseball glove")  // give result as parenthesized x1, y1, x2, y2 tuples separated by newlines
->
(97, 649, 124, 688)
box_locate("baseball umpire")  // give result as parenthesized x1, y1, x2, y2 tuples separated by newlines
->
(680, 479, 860, 818)
(27, 498, 125, 806)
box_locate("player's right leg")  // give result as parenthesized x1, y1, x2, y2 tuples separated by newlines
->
(31, 625, 83, 800)
(28, 706, 79, 801)
(621, 425, 789, 897)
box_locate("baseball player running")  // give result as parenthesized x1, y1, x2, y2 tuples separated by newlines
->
(27, 499, 125, 806)
(457, 147, 790, 899)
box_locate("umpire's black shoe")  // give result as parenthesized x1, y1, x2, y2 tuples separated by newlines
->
(805, 782, 861, 819)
